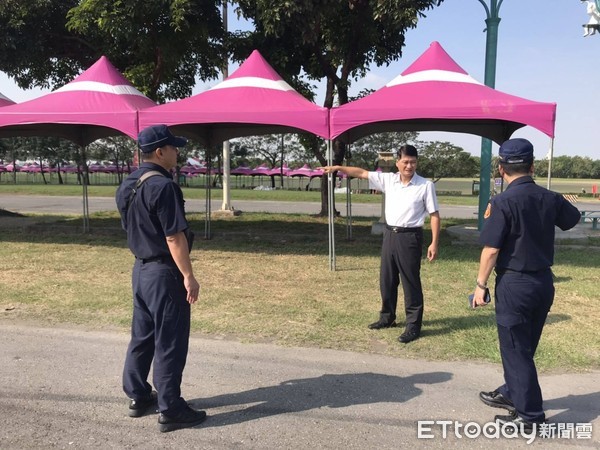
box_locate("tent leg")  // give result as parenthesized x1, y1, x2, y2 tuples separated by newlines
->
(327, 140, 336, 271)
(81, 145, 90, 233)
(346, 177, 352, 240)
(204, 146, 212, 240)
(82, 181, 89, 233)
(546, 138, 554, 190)
(345, 144, 353, 240)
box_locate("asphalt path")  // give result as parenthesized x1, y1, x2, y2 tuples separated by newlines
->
(0, 194, 479, 218)
(1, 194, 599, 448)
(1, 324, 598, 449)
(2, 194, 598, 220)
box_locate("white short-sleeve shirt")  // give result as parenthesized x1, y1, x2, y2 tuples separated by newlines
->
(367, 172, 439, 227)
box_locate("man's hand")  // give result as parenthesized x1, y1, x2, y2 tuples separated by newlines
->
(184, 275, 200, 304)
(471, 285, 490, 308)
(320, 166, 338, 174)
(427, 243, 438, 262)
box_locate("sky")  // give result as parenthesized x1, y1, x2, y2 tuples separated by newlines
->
(1, 0, 599, 159)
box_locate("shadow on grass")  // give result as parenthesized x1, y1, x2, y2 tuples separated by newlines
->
(1, 213, 599, 268)
(420, 313, 571, 338)
(190, 371, 452, 428)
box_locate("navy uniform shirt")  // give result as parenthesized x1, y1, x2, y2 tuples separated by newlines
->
(116, 162, 190, 260)
(479, 176, 581, 272)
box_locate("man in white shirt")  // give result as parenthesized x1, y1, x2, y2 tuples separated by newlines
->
(322, 145, 440, 343)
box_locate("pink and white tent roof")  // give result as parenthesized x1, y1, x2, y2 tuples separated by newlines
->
(0, 92, 15, 107)
(288, 164, 324, 179)
(139, 50, 329, 144)
(0, 56, 155, 146)
(330, 41, 556, 145)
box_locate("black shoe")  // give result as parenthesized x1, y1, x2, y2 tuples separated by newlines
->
(495, 412, 541, 433)
(479, 390, 516, 413)
(398, 330, 420, 343)
(128, 391, 158, 418)
(368, 319, 396, 330)
(158, 405, 207, 433)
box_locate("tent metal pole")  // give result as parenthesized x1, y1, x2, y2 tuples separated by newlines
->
(546, 138, 554, 190)
(327, 140, 336, 271)
(81, 145, 90, 233)
(82, 181, 89, 233)
(346, 144, 353, 240)
(204, 145, 212, 239)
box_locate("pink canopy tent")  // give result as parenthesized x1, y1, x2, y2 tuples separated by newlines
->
(139, 50, 329, 144)
(0, 57, 155, 231)
(0, 56, 155, 146)
(288, 164, 324, 179)
(0, 92, 15, 107)
(330, 41, 556, 144)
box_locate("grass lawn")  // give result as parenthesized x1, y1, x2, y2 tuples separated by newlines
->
(1, 211, 598, 373)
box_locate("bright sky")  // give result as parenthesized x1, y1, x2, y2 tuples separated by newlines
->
(1, 0, 598, 159)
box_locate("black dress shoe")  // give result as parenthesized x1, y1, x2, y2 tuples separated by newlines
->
(158, 405, 207, 433)
(398, 330, 420, 343)
(479, 390, 516, 413)
(128, 391, 158, 418)
(495, 412, 541, 433)
(368, 319, 396, 330)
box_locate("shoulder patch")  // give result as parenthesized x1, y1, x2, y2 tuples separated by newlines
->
(484, 203, 492, 219)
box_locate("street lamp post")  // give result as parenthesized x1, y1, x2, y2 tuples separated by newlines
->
(476, 0, 503, 230)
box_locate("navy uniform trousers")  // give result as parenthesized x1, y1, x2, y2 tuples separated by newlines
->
(379, 228, 424, 331)
(123, 259, 190, 415)
(494, 269, 554, 423)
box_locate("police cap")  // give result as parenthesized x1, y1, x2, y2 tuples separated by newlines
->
(138, 125, 187, 153)
(498, 138, 534, 164)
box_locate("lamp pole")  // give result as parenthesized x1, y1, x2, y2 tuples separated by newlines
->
(476, 0, 503, 230)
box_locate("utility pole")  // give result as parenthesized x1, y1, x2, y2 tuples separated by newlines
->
(476, 0, 503, 230)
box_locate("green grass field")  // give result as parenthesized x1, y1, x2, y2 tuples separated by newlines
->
(1, 176, 599, 204)
(1, 211, 598, 373)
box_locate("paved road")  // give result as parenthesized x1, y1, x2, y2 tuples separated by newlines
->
(0, 193, 477, 219)
(1, 194, 598, 448)
(1, 323, 598, 449)
(2, 194, 598, 220)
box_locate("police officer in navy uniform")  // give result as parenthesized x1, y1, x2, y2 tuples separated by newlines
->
(472, 138, 580, 430)
(116, 124, 206, 432)
(321, 145, 440, 344)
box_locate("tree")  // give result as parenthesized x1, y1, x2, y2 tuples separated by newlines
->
(0, 0, 225, 102)
(230, 134, 303, 187)
(87, 136, 138, 184)
(417, 141, 478, 182)
(570, 156, 594, 179)
(550, 156, 573, 179)
(349, 132, 420, 170)
(233, 0, 444, 214)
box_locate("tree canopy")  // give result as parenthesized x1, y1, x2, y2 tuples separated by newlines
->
(0, 0, 225, 101)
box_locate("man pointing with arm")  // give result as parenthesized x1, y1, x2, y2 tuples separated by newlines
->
(322, 144, 440, 343)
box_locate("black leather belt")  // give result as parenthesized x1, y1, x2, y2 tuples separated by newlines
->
(137, 255, 172, 264)
(385, 225, 422, 233)
(496, 267, 549, 275)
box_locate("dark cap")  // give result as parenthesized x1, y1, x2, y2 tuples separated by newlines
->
(498, 138, 534, 164)
(138, 125, 187, 153)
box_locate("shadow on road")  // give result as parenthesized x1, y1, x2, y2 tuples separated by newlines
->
(191, 371, 452, 428)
